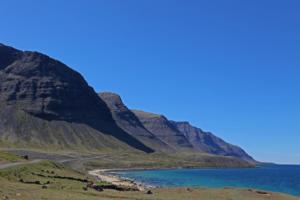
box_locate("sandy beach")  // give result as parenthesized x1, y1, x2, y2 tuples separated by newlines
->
(88, 169, 152, 191)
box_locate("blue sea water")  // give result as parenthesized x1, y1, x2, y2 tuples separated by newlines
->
(118, 165, 300, 197)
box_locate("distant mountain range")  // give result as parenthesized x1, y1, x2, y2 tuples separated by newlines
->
(0, 43, 255, 164)
(100, 92, 254, 162)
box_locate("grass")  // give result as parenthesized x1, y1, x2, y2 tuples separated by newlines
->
(96, 181, 113, 187)
(79, 151, 253, 171)
(0, 148, 253, 171)
(0, 151, 23, 162)
(0, 161, 90, 190)
(0, 178, 299, 200)
(0, 161, 298, 200)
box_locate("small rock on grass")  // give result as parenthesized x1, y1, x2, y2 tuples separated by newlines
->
(82, 186, 88, 191)
(2, 195, 9, 200)
(146, 190, 153, 195)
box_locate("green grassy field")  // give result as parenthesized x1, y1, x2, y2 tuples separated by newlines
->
(0, 160, 299, 200)
(0, 151, 24, 163)
(67, 151, 253, 171)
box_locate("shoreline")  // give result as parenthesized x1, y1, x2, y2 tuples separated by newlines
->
(87, 166, 205, 191)
(88, 167, 300, 198)
(88, 169, 155, 191)
(87, 166, 257, 192)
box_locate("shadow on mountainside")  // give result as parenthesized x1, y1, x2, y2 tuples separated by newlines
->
(0, 44, 154, 153)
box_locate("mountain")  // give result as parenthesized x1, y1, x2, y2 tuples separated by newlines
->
(131, 110, 195, 151)
(99, 93, 254, 162)
(171, 121, 255, 162)
(132, 110, 254, 162)
(0, 43, 254, 166)
(0, 43, 153, 153)
(99, 92, 174, 153)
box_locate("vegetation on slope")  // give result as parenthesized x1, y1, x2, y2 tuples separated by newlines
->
(78, 152, 254, 171)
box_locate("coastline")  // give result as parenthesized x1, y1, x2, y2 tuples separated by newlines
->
(88, 166, 300, 198)
(87, 166, 203, 191)
(87, 166, 256, 192)
(88, 169, 155, 191)
(88, 165, 257, 192)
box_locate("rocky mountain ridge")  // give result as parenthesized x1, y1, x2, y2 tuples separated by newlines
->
(0, 43, 153, 153)
(99, 92, 254, 162)
(0, 43, 255, 164)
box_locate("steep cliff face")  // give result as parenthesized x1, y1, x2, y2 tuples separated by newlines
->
(132, 109, 254, 162)
(0, 49, 109, 122)
(171, 121, 255, 162)
(99, 92, 254, 162)
(0, 44, 21, 69)
(99, 92, 174, 153)
(0, 44, 153, 153)
(132, 110, 195, 151)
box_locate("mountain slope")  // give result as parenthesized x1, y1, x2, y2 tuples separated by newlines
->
(132, 110, 195, 152)
(171, 121, 255, 162)
(0, 43, 254, 166)
(99, 92, 175, 153)
(0, 43, 153, 153)
(132, 110, 254, 162)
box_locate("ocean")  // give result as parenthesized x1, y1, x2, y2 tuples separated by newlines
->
(118, 165, 300, 197)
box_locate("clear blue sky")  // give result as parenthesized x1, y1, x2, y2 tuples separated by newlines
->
(0, 0, 299, 164)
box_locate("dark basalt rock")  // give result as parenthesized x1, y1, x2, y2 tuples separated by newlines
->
(0, 46, 110, 122)
(0, 44, 22, 70)
(146, 190, 153, 194)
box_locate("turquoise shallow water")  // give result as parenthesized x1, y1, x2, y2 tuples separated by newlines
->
(118, 165, 300, 197)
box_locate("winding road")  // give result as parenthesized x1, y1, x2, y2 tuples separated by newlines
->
(0, 155, 105, 170)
